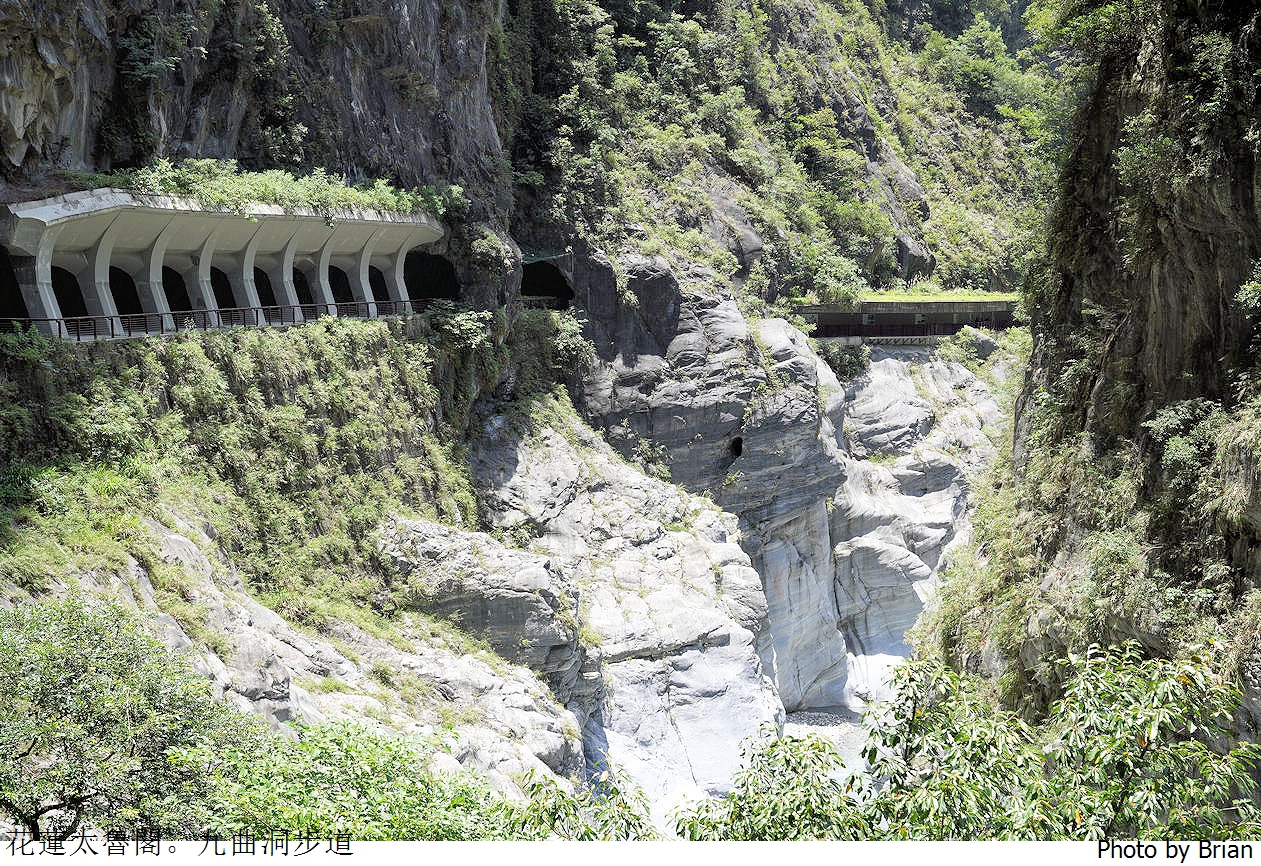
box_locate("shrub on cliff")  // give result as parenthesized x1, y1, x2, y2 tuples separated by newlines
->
(68, 158, 461, 220)
(205, 722, 516, 840)
(0, 598, 523, 841)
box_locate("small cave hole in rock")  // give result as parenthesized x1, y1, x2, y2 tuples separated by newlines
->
(253, 268, 278, 307)
(730, 437, 744, 458)
(521, 260, 574, 310)
(404, 252, 459, 301)
(51, 267, 87, 318)
(162, 267, 192, 312)
(0, 247, 29, 322)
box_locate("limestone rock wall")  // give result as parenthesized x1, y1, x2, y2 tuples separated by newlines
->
(1027, 3, 1261, 450)
(580, 255, 1009, 712)
(467, 401, 783, 809)
(0, 0, 506, 215)
(0, 510, 584, 797)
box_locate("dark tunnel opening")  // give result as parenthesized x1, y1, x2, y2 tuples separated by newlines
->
(51, 267, 87, 318)
(521, 260, 574, 310)
(0, 248, 29, 322)
(253, 267, 278, 308)
(162, 267, 192, 312)
(404, 252, 460, 301)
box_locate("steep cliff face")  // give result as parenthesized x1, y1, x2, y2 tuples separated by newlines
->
(0, 0, 506, 210)
(1026, 0, 1261, 577)
(577, 248, 1014, 711)
(1, 0, 1053, 310)
(0, 0, 1037, 809)
(930, 1, 1261, 708)
(0, 314, 784, 812)
(0, 0, 515, 307)
(1027, 2, 1261, 445)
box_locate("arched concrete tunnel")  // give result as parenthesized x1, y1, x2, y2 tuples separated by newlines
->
(0, 189, 446, 337)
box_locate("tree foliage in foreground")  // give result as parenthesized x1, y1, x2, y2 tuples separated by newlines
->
(205, 721, 515, 840)
(676, 643, 1261, 840)
(0, 599, 250, 840)
(7, 596, 1259, 841)
(507, 769, 659, 840)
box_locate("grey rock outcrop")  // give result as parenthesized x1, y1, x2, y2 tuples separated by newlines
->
(470, 399, 783, 808)
(0, 0, 506, 209)
(581, 264, 1010, 714)
(6, 508, 588, 793)
(379, 518, 590, 704)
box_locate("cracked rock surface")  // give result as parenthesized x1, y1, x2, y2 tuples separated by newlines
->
(470, 402, 783, 811)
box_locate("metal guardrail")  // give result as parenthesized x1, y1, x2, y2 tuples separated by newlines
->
(0, 299, 437, 341)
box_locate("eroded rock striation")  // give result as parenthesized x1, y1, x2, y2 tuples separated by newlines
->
(581, 259, 1009, 715)
(467, 400, 783, 807)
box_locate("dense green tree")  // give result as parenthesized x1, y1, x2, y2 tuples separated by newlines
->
(0, 598, 252, 840)
(508, 769, 659, 840)
(205, 721, 517, 840)
(676, 643, 1261, 840)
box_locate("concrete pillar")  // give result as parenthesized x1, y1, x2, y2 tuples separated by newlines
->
(381, 238, 412, 307)
(314, 232, 341, 317)
(77, 215, 123, 336)
(236, 224, 267, 325)
(14, 225, 65, 334)
(138, 219, 178, 333)
(350, 228, 385, 318)
(183, 230, 223, 328)
(270, 232, 305, 324)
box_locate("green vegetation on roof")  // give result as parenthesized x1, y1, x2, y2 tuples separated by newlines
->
(66, 158, 464, 220)
(859, 289, 1020, 303)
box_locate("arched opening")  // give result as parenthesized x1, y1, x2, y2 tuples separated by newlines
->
(253, 268, 278, 307)
(0, 247, 30, 325)
(210, 267, 236, 309)
(292, 269, 318, 315)
(368, 266, 390, 304)
(162, 267, 192, 312)
(109, 267, 146, 334)
(292, 269, 318, 319)
(209, 267, 242, 326)
(404, 252, 459, 301)
(729, 437, 743, 458)
(521, 261, 574, 310)
(328, 266, 355, 315)
(51, 267, 88, 319)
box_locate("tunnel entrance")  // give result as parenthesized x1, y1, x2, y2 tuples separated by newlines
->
(110, 267, 147, 333)
(163, 267, 192, 312)
(254, 268, 283, 324)
(368, 266, 390, 305)
(253, 268, 278, 308)
(521, 261, 573, 310)
(210, 267, 246, 325)
(210, 268, 236, 309)
(292, 269, 318, 319)
(328, 266, 356, 314)
(404, 252, 459, 301)
(730, 437, 743, 458)
(0, 248, 29, 325)
(52, 267, 88, 319)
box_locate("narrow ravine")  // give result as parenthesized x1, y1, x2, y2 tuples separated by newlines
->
(774, 332, 1021, 759)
